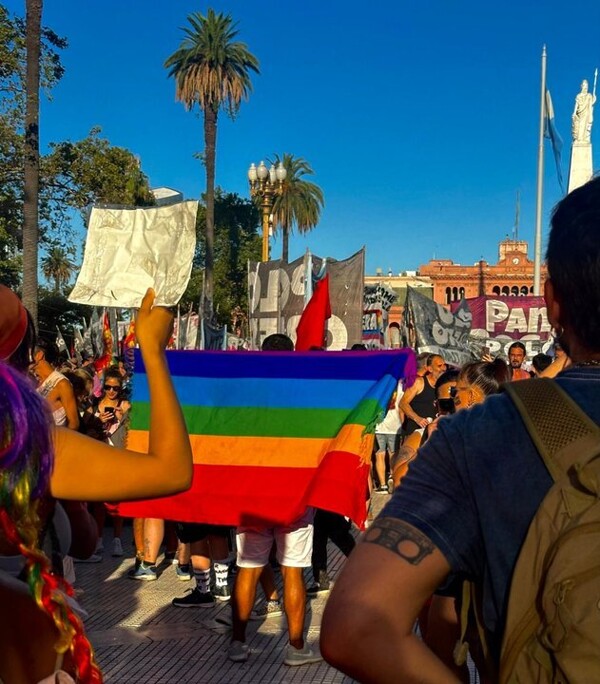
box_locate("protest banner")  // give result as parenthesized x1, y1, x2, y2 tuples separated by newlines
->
(363, 283, 398, 348)
(405, 287, 472, 366)
(452, 296, 553, 358)
(248, 249, 364, 350)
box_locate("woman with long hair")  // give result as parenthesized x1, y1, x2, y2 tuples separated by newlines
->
(0, 285, 193, 682)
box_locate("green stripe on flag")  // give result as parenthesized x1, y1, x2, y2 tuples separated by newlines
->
(130, 399, 384, 438)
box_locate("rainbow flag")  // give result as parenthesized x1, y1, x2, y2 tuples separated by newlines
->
(118, 349, 415, 528)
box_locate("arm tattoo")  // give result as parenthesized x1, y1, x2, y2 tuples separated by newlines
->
(364, 517, 435, 565)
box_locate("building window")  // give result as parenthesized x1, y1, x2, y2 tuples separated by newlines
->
(530, 286, 534, 294)
(501, 286, 510, 296)
(452, 286, 458, 301)
(492, 286, 501, 296)
(520, 286, 529, 296)
(511, 286, 519, 296)
(445, 287, 452, 305)
(459, 287, 465, 299)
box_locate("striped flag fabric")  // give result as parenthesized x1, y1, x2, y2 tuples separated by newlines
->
(118, 348, 416, 528)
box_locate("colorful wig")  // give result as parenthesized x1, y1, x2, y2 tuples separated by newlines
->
(0, 361, 102, 683)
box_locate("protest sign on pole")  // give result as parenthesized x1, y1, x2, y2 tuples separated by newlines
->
(405, 287, 472, 366)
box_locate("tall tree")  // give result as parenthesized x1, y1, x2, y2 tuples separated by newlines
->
(180, 189, 261, 325)
(41, 244, 75, 292)
(22, 0, 43, 324)
(268, 153, 324, 263)
(165, 9, 259, 317)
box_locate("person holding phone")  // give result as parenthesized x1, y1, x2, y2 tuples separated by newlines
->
(93, 368, 131, 444)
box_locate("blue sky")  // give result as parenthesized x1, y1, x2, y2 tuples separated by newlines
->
(10, 0, 600, 273)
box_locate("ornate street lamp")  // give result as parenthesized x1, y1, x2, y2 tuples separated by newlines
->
(248, 160, 287, 261)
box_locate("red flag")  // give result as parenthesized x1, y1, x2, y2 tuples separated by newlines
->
(94, 311, 113, 372)
(295, 274, 332, 351)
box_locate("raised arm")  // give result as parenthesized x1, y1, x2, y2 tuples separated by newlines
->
(49, 290, 193, 501)
(538, 353, 570, 378)
(321, 517, 457, 683)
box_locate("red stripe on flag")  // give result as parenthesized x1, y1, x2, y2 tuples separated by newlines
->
(117, 451, 370, 528)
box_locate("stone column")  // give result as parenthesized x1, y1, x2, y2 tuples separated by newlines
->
(568, 141, 593, 193)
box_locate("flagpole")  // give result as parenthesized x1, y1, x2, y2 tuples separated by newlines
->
(533, 44, 547, 296)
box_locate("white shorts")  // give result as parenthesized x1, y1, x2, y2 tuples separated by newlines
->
(236, 508, 314, 568)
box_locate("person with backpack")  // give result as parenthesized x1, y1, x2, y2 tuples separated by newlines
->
(321, 176, 600, 683)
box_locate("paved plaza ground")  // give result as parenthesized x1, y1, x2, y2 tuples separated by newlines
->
(75, 493, 390, 683)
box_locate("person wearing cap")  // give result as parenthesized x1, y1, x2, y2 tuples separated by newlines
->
(0, 285, 193, 502)
(0, 284, 32, 370)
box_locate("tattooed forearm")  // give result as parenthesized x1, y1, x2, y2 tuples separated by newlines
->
(363, 517, 435, 565)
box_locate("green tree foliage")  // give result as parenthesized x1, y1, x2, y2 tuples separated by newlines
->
(43, 127, 155, 221)
(268, 153, 324, 263)
(0, 4, 154, 314)
(41, 243, 75, 292)
(180, 189, 261, 325)
(165, 8, 259, 315)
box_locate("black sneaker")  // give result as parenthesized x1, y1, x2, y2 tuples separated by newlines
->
(172, 588, 215, 608)
(212, 584, 231, 602)
(307, 571, 331, 596)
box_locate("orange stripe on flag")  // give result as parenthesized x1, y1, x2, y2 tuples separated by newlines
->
(126, 423, 371, 468)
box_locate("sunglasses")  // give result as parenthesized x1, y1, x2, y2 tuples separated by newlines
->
(103, 384, 121, 392)
(449, 386, 470, 398)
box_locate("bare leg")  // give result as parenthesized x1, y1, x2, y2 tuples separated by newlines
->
(190, 538, 210, 571)
(259, 564, 279, 601)
(207, 534, 229, 562)
(112, 515, 123, 540)
(391, 437, 418, 488)
(280, 566, 306, 649)
(164, 521, 178, 555)
(231, 566, 263, 643)
(91, 503, 106, 538)
(142, 518, 164, 565)
(374, 450, 386, 488)
(133, 518, 144, 560)
(177, 541, 190, 565)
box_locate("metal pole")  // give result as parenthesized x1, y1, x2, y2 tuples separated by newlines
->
(533, 45, 547, 295)
(261, 198, 270, 262)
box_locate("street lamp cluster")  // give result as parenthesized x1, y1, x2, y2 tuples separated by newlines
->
(248, 161, 287, 261)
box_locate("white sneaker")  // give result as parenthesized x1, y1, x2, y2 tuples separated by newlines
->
(250, 599, 283, 620)
(283, 644, 322, 666)
(111, 538, 124, 557)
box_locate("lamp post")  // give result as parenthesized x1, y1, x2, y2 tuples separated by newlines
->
(248, 160, 287, 261)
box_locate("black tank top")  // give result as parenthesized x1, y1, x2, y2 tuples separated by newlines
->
(403, 375, 437, 434)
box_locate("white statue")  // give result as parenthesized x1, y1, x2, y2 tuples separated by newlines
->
(572, 75, 597, 143)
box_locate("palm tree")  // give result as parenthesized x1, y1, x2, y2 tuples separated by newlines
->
(268, 154, 324, 263)
(22, 0, 43, 325)
(165, 9, 259, 317)
(41, 246, 75, 293)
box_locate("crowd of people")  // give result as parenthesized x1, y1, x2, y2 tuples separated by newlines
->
(2, 176, 600, 683)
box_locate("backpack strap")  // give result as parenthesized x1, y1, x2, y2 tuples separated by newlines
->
(504, 378, 600, 483)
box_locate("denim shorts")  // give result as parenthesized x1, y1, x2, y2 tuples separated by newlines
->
(375, 432, 400, 455)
